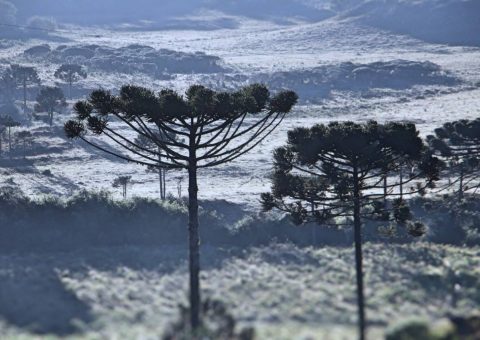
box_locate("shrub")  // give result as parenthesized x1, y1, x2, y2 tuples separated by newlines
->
(163, 299, 254, 340)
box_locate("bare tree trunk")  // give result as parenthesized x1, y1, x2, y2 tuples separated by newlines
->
(8, 127, 11, 158)
(163, 169, 167, 198)
(459, 166, 464, 201)
(311, 200, 317, 246)
(188, 127, 201, 331)
(383, 175, 387, 202)
(49, 111, 53, 127)
(159, 169, 163, 200)
(23, 78, 27, 114)
(353, 165, 366, 340)
(188, 161, 201, 330)
(158, 151, 166, 200)
(399, 165, 403, 200)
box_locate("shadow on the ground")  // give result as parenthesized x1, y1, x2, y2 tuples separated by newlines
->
(0, 269, 92, 336)
(0, 244, 233, 337)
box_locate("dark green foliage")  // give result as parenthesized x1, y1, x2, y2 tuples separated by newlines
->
(428, 118, 480, 199)
(0, 188, 477, 254)
(406, 221, 427, 237)
(262, 120, 437, 226)
(393, 199, 412, 224)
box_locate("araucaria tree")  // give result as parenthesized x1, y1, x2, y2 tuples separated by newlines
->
(261, 121, 439, 340)
(34, 86, 67, 126)
(54, 64, 87, 99)
(112, 175, 132, 199)
(134, 132, 177, 200)
(0, 115, 21, 156)
(428, 118, 480, 200)
(64, 84, 298, 330)
(15, 130, 33, 158)
(5, 64, 41, 113)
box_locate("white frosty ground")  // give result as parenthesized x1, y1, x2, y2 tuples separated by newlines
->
(1, 18, 480, 207)
(0, 243, 479, 339)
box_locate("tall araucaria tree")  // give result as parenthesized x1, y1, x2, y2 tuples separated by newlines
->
(64, 84, 298, 331)
(54, 64, 87, 99)
(134, 131, 178, 200)
(261, 121, 439, 340)
(428, 118, 480, 200)
(34, 86, 67, 126)
(5, 64, 41, 113)
(0, 115, 21, 156)
(112, 175, 132, 199)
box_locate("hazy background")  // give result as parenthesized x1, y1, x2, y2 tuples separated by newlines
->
(2, 0, 479, 45)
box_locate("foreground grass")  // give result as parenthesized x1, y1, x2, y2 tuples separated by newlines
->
(0, 243, 479, 339)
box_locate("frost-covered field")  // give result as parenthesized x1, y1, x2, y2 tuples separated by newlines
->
(0, 243, 479, 339)
(1, 4, 480, 339)
(1, 17, 480, 206)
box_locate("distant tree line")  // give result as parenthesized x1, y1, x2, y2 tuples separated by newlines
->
(0, 63, 87, 125)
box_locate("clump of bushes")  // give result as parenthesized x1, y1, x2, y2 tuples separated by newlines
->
(163, 299, 254, 340)
(0, 186, 478, 253)
(386, 315, 480, 340)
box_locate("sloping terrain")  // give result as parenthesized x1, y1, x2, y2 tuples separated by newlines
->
(343, 0, 480, 46)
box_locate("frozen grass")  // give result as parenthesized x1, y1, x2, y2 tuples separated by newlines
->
(0, 243, 479, 339)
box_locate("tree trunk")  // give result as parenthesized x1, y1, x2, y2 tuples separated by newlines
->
(399, 165, 403, 200)
(188, 136, 201, 330)
(458, 166, 464, 201)
(159, 169, 163, 200)
(163, 169, 167, 198)
(8, 127, 11, 158)
(23, 78, 27, 114)
(383, 176, 387, 202)
(158, 150, 165, 200)
(69, 78, 72, 100)
(353, 165, 366, 340)
(311, 200, 317, 246)
(49, 111, 53, 127)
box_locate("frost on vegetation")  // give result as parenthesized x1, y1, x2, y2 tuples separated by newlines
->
(0, 243, 479, 339)
(247, 60, 462, 103)
(23, 43, 227, 77)
(163, 299, 254, 340)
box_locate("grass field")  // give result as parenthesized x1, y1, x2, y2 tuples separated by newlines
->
(0, 242, 479, 339)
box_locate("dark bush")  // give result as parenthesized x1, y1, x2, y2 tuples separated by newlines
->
(163, 299, 254, 340)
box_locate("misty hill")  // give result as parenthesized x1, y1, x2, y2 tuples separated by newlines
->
(4, 0, 479, 46)
(9, 0, 334, 26)
(343, 0, 480, 47)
